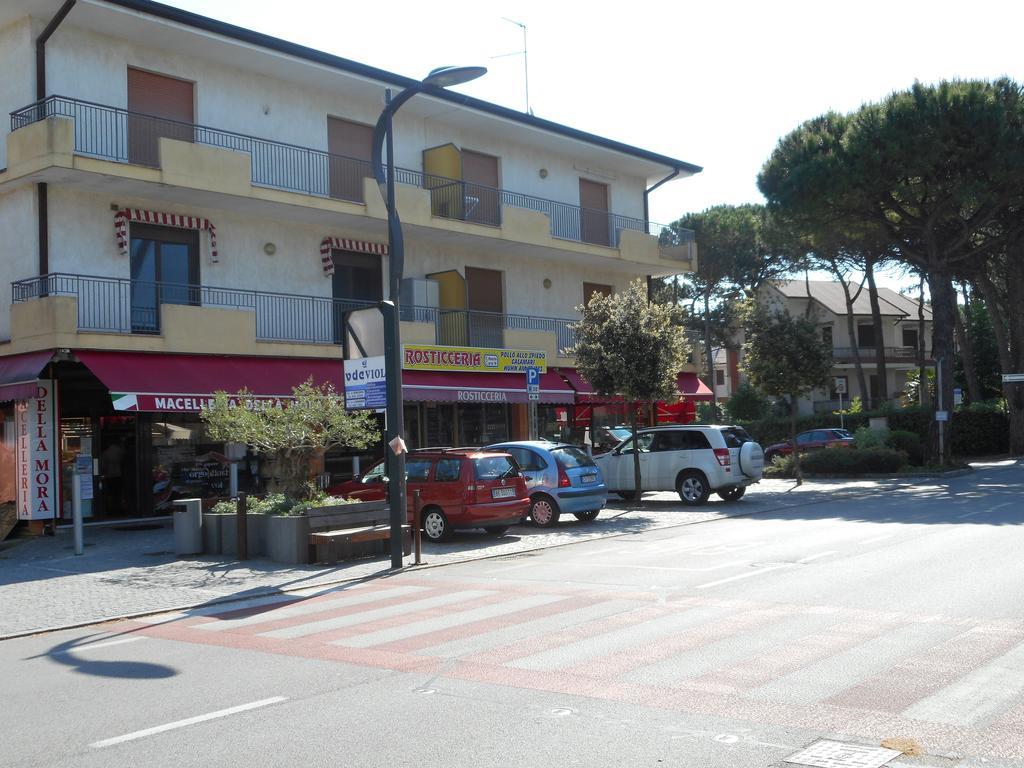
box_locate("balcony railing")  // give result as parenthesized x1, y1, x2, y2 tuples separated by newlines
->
(832, 347, 933, 364)
(10, 96, 693, 249)
(11, 273, 577, 353)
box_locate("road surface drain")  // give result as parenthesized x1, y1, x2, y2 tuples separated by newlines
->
(546, 708, 574, 717)
(784, 739, 901, 768)
(412, 687, 436, 695)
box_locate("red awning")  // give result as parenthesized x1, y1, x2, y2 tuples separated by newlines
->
(0, 350, 55, 402)
(75, 350, 343, 412)
(402, 370, 574, 404)
(678, 372, 714, 400)
(557, 368, 714, 402)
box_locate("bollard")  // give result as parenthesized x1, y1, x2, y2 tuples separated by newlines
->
(413, 489, 422, 565)
(236, 492, 248, 561)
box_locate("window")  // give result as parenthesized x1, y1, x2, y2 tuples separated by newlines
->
(650, 431, 687, 452)
(719, 427, 753, 448)
(857, 323, 876, 348)
(434, 458, 462, 482)
(327, 116, 373, 202)
(715, 369, 725, 386)
(474, 456, 517, 480)
(822, 326, 833, 346)
(583, 283, 613, 305)
(620, 433, 654, 454)
(797, 433, 814, 445)
(680, 431, 712, 450)
(902, 327, 919, 349)
(127, 68, 195, 167)
(332, 249, 382, 345)
(362, 463, 385, 483)
(507, 448, 547, 472)
(405, 458, 432, 482)
(129, 224, 199, 333)
(551, 446, 596, 469)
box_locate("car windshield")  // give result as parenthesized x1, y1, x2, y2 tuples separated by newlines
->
(551, 446, 596, 469)
(719, 427, 753, 449)
(474, 456, 518, 480)
(607, 427, 632, 442)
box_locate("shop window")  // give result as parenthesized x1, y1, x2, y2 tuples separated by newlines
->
(130, 224, 200, 333)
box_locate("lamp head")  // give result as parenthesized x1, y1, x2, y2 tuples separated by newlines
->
(423, 65, 487, 88)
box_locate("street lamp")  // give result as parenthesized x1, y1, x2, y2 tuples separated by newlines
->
(372, 65, 486, 569)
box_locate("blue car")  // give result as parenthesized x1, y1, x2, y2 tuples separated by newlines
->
(484, 441, 607, 527)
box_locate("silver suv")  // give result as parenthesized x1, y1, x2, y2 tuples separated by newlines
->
(593, 425, 764, 505)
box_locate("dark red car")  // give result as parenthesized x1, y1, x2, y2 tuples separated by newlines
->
(764, 428, 855, 463)
(326, 450, 529, 542)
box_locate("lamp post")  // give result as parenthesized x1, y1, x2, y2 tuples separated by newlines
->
(372, 66, 486, 569)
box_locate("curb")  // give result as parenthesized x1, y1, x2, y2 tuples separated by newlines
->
(0, 479, 901, 641)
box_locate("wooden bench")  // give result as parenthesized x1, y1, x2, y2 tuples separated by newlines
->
(307, 505, 411, 565)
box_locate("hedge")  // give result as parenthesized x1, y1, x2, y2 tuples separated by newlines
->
(736, 406, 1007, 457)
(800, 447, 906, 475)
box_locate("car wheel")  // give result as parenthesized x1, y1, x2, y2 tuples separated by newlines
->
(484, 525, 510, 536)
(676, 471, 711, 506)
(717, 486, 746, 502)
(529, 495, 560, 527)
(616, 490, 636, 501)
(573, 510, 600, 522)
(422, 508, 451, 542)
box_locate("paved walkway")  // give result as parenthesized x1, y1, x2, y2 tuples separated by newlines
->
(0, 474, 964, 639)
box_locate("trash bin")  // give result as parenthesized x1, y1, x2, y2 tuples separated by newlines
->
(173, 498, 203, 555)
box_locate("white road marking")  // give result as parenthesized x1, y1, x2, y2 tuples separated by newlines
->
(90, 697, 288, 748)
(695, 564, 794, 589)
(62, 637, 144, 653)
(861, 534, 894, 545)
(797, 551, 836, 564)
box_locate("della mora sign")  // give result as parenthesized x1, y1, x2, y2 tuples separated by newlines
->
(16, 380, 58, 521)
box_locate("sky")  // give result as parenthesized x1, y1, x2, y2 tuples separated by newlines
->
(169, 0, 1024, 292)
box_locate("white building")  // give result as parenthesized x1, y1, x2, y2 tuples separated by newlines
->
(0, 0, 704, 525)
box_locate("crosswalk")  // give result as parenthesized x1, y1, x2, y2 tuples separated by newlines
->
(131, 577, 1024, 760)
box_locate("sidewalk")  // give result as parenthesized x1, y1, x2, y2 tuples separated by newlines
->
(0, 476, 927, 639)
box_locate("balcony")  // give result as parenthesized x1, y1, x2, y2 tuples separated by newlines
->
(8, 96, 694, 260)
(832, 347, 934, 364)
(10, 273, 577, 358)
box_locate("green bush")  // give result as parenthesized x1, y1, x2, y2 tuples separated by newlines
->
(724, 383, 770, 421)
(854, 426, 888, 449)
(887, 429, 924, 465)
(801, 447, 906, 475)
(287, 495, 358, 516)
(951, 409, 1009, 456)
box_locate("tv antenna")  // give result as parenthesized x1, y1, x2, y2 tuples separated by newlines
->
(493, 17, 531, 115)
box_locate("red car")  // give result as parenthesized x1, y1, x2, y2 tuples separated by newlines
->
(327, 450, 529, 542)
(764, 428, 855, 463)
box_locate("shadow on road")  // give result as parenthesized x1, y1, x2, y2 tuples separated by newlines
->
(30, 634, 177, 679)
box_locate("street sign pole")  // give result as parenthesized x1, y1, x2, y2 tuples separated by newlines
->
(526, 366, 540, 440)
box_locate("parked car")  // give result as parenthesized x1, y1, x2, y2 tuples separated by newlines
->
(763, 428, 855, 463)
(325, 449, 529, 541)
(593, 425, 764, 505)
(485, 440, 607, 527)
(590, 425, 633, 454)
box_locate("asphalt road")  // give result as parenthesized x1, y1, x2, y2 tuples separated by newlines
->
(3, 461, 1023, 768)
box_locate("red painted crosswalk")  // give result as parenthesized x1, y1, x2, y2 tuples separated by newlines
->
(128, 576, 1024, 760)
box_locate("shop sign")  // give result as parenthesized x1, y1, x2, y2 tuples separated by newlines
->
(16, 380, 58, 521)
(344, 356, 387, 410)
(112, 393, 287, 412)
(403, 345, 547, 373)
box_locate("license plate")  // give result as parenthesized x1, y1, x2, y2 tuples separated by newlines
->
(491, 487, 516, 499)
(582, 474, 597, 484)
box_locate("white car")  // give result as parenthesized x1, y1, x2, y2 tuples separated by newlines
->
(594, 425, 764, 505)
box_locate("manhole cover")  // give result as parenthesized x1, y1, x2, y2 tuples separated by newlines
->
(784, 740, 902, 768)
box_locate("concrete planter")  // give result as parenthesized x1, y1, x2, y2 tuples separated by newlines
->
(201, 513, 226, 555)
(246, 514, 267, 557)
(267, 515, 311, 564)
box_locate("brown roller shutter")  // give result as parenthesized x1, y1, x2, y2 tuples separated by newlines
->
(127, 68, 195, 166)
(466, 267, 503, 347)
(579, 178, 610, 246)
(327, 116, 373, 202)
(461, 149, 500, 226)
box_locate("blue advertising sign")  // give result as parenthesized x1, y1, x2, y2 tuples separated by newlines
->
(344, 356, 387, 410)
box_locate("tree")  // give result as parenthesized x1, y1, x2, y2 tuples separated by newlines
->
(570, 279, 690, 497)
(743, 309, 834, 484)
(201, 380, 379, 499)
(661, 204, 796, 414)
(760, 80, 1024, 462)
(724, 382, 770, 422)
